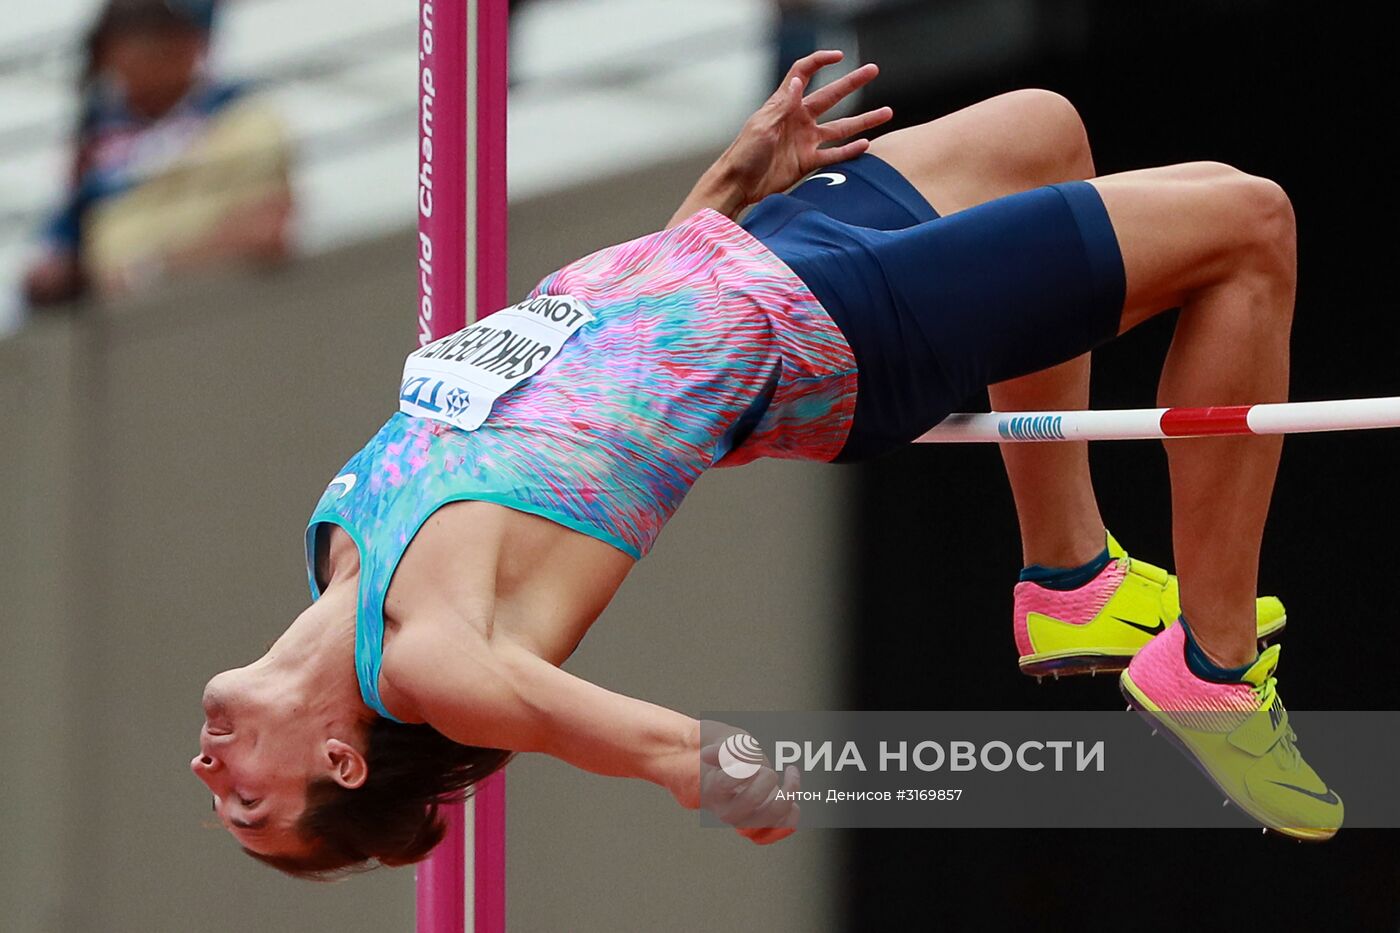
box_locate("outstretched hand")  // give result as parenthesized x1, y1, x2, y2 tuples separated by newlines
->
(722, 50, 893, 207)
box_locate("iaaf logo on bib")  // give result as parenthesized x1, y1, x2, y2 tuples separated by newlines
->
(444, 386, 471, 417)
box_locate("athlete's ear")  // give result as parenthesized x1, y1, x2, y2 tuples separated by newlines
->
(325, 739, 369, 789)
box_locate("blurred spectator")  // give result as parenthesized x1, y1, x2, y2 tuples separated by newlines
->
(24, 0, 294, 309)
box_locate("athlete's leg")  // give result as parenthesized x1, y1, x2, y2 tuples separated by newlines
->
(1090, 162, 1295, 665)
(870, 90, 1103, 568)
(1095, 166, 1343, 837)
(819, 155, 1290, 663)
(869, 89, 1092, 218)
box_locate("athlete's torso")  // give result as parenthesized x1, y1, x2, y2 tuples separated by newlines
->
(316, 501, 631, 717)
(306, 208, 857, 719)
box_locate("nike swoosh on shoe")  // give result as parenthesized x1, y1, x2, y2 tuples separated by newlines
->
(1111, 615, 1167, 637)
(1268, 781, 1341, 805)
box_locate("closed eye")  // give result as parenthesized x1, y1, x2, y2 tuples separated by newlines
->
(227, 798, 270, 831)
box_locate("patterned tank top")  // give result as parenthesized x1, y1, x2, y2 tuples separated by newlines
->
(305, 209, 856, 719)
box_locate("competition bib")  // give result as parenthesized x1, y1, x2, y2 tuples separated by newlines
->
(398, 295, 594, 431)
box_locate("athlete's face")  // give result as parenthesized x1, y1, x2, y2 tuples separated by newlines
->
(192, 670, 366, 857)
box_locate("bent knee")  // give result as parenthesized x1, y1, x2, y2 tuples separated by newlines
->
(1228, 170, 1295, 271)
(997, 89, 1092, 179)
(1001, 88, 1084, 132)
(1178, 162, 1295, 267)
(1246, 176, 1295, 247)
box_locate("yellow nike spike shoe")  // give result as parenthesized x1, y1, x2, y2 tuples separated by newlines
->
(1015, 534, 1286, 678)
(1121, 626, 1342, 840)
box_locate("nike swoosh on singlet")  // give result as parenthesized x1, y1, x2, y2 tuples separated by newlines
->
(328, 473, 357, 498)
(1112, 615, 1167, 637)
(810, 172, 847, 186)
(1267, 781, 1341, 805)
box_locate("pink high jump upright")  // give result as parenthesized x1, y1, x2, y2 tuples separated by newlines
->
(415, 1, 509, 932)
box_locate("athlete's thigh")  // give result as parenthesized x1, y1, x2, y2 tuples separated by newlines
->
(1087, 162, 1292, 332)
(869, 88, 1089, 216)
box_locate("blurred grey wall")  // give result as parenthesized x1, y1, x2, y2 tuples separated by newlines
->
(0, 153, 848, 932)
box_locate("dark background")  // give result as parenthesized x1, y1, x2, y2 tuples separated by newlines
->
(844, 2, 1399, 930)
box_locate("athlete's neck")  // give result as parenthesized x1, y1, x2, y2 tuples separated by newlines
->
(243, 579, 367, 720)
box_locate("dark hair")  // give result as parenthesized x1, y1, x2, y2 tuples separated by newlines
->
(81, 0, 207, 88)
(243, 717, 512, 880)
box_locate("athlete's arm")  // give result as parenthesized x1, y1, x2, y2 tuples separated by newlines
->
(666, 50, 892, 229)
(388, 625, 697, 795)
(386, 624, 797, 843)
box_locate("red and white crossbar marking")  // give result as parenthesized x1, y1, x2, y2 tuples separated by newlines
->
(916, 397, 1400, 443)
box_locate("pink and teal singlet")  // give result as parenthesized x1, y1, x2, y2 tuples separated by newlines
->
(304, 209, 856, 719)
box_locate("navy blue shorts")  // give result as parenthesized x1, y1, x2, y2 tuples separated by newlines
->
(741, 153, 1127, 462)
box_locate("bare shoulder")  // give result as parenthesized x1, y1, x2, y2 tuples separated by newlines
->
(377, 616, 538, 746)
(377, 618, 486, 722)
(383, 611, 485, 661)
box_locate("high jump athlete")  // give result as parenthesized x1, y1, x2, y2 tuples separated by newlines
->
(193, 52, 1340, 876)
